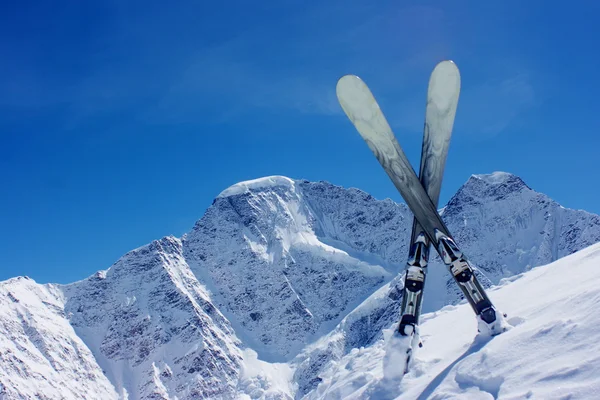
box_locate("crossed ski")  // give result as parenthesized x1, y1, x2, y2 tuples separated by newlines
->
(336, 60, 508, 372)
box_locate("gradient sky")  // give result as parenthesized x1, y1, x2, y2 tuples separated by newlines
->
(2, 1, 600, 284)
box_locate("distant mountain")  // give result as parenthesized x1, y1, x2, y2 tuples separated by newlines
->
(0, 277, 117, 399)
(62, 237, 242, 399)
(1, 173, 599, 399)
(444, 172, 600, 282)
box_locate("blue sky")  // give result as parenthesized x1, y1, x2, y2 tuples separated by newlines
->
(1, 1, 599, 284)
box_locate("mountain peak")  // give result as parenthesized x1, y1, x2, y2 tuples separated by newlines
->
(217, 176, 295, 198)
(461, 171, 531, 196)
(471, 171, 516, 185)
(444, 172, 533, 218)
(468, 171, 531, 191)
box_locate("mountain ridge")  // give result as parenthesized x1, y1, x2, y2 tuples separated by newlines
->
(1, 172, 599, 399)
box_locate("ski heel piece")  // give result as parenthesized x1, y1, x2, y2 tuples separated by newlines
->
(477, 307, 511, 336)
(480, 306, 497, 324)
(399, 315, 416, 336)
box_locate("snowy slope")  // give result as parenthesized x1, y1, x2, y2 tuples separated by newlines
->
(0, 277, 117, 399)
(304, 241, 600, 399)
(62, 236, 243, 399)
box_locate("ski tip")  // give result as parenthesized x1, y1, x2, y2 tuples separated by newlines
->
(432, 60, 460, 79)
(435, 59, 458, 69)
(335, 74, 380, 119)
(336, 74, 363, 96)
(429, 60, 461, 100)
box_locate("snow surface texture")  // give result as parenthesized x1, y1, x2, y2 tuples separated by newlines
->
(306, 242, 600, 399)
(0, 172, 599, 399)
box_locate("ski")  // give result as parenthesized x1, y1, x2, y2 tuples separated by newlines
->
(398, 60, 460, 371)
(336, 72, 506, 338)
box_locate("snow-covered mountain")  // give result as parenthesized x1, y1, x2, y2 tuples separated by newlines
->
(183, 176, 411, 361)
(1, 172, 599, 399)
(444, 172, 600, 281)
(62, 237, 242, 399)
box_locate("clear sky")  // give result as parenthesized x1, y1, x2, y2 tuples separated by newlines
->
(2, 1, 599, 284)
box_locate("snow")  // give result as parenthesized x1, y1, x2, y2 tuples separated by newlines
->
(305, 242, 600, 399)
(237, 349, 294, 399)
(471, 171, 514, 185)
(218, 176, 296, 198)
